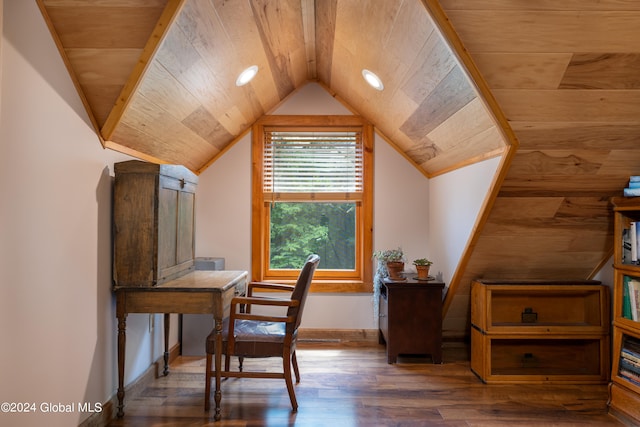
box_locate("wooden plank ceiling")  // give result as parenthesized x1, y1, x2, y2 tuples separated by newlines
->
(37, 0, 640, 338)
(37, 0, 508, 175)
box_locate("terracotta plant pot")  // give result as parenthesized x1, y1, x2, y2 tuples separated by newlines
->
(415, 265, 431, 280)
(386, 261, 405, 281)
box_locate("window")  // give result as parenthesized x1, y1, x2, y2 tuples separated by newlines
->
(252, 116, 373, 292)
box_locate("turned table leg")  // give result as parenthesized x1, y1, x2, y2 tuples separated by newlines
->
(163, 313, 170, 376)
(214, 316, 223, 421)
(116, 312, 127, 418)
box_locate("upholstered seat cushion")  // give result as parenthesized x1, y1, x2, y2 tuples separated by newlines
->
(233, 319, 286, 342)
(206, 318, 289, 356)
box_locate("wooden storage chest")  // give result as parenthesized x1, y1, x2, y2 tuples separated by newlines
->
(471, 280, 610, 384)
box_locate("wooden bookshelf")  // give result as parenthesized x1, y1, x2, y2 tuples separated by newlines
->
(609, 198, 640, 425)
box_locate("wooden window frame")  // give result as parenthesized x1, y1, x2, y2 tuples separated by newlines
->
(251, 115, 373, 293)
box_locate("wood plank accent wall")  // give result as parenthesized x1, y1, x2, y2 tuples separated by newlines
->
(438, 0, 640, 338)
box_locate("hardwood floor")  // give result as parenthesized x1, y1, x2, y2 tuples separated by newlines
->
(109, 342, 626, 426)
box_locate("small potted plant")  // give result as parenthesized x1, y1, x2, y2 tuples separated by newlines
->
(373, 247, 405, 281)
(413, 258, 433, 280)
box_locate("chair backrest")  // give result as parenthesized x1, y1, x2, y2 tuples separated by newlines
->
(287, 254, 320, 333)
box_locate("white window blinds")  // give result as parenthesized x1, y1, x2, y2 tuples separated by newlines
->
(263, 130, 363, 198)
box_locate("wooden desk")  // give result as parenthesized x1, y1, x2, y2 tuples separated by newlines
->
(115, 270, 247, 421)
(379, 275, 445, 363)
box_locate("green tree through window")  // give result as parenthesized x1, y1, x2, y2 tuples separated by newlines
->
(270, 202, 356, 269)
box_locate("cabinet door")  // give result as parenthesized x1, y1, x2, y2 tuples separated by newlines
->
(113, 171, 157, 287)
(177, 189, 195, 264)
(158, 185, 178, 271)
(157, 175, 196, 282)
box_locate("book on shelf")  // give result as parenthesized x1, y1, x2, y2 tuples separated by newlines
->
(624, 175, 640, 196)
(621, 348, 640, 363)
(621, 357, 640, 374)
(637, 224, 640, 263)
(632, 222, 638, 263)
(621, 365, 640, 378)
(624, 336, 640, 355)
(622, 349, 640, 364)
(619, 368, 640, 386)
(628, 279, 640, 322)
(624, 276, 633, 320)
(623, 228, 632, 263)
(625, 188, 640, 197)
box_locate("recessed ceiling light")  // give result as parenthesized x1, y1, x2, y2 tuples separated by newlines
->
(362, 69, 384, 91)
(236, 65, 258, 86)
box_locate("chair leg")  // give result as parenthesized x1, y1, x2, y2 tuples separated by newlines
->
(238, 356, 244, 372)
(283, 350, 298, 411)
(292, 350, 300, 383)
(204, 353, 212, 411)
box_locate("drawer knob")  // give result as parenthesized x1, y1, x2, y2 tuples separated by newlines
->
(521, 307, 537, 323)
(522, 352, 537, 367)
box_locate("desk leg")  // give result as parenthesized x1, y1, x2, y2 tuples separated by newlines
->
(163, 313, 170, 376)
(116, 312, 127, 418)
(214, 316, 223, 421)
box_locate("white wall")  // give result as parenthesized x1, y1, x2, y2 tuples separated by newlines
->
(429, 156, 501, 293)
(0, 2, 167, 425)
(593, 255, 614, 292)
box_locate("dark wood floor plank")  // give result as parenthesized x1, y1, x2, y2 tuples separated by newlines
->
(108, 342, 624, 426)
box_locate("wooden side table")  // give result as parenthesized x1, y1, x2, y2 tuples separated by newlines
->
(379, 275, 445, 363)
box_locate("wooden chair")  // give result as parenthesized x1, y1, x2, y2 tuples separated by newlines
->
(204, 254, 320, 412)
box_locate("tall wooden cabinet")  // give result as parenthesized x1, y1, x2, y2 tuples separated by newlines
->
(113, 160, 198, 288)
(609, 197, 640, 424)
